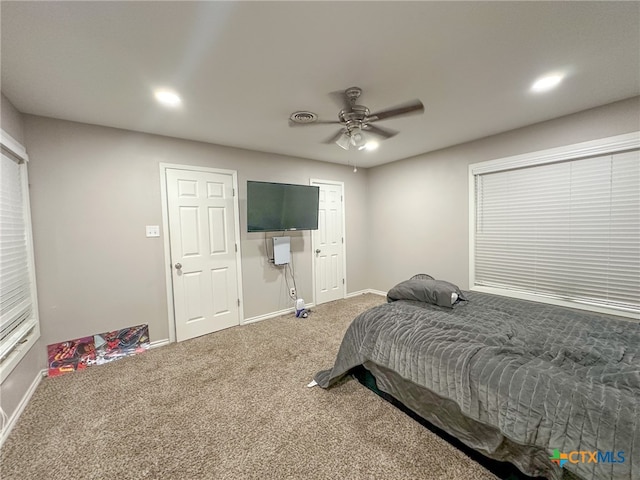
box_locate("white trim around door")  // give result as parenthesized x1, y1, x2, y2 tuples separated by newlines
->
(159, 163, 244, 343)
(310, 179, 347, 305)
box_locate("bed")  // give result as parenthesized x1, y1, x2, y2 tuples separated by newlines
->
(314, 279, 639, 480)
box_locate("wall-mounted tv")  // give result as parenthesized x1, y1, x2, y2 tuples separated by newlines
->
(247, 181, 319, 232)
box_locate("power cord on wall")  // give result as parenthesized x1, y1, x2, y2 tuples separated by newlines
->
(283, 262, 297, 301)
(263, 232, 301, 305)
(264, 233, 274, 263)
(287, 263, 298, 300)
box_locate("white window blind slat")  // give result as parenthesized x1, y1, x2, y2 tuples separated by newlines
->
(0, 317, 36, 361)
(475, 149, 640, 316)
(0, 146, 39, 372)
(0, 299, 31, 339)
(0, 286, 31, 315)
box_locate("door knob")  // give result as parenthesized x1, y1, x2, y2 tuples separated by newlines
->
(315, 249, 321, 254)
(174, 263, 182, 270)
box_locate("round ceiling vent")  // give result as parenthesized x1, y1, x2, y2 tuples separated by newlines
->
(289, 111, 318, 124)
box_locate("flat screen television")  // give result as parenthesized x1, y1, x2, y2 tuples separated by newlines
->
(247, 181, 319, 232)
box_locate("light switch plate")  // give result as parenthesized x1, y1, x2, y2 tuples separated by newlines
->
(146, 225, 160, 237)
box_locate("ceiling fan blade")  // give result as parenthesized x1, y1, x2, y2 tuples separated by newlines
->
(368, 100, 424, 122)
(322, 129, 347, 144)
(362, 124, 398, 139)
(288, 119, 341, 127)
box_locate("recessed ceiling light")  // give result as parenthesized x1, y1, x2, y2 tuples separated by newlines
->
(530, 74, 564, 93)
(364, 141, 379, 151)
(154, 89, 182, 107)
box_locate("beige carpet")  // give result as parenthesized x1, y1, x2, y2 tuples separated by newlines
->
(1, 294, 497, 480)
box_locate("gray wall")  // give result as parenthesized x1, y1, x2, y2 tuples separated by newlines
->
(367, 96, 640, 292)
(22, 116, 370, 347)
(1, 93, 25, 143)
(0, 93, 45, 421)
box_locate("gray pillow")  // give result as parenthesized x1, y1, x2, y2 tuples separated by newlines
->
(387, 278, 466, 308)
(410, 273, 434, 281)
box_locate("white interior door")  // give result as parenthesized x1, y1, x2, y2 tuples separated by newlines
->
(312, 181, 345, 305)
(166, 168, 240, 341)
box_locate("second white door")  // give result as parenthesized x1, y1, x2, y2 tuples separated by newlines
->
(166, 168, 241, 342)
(312, 181, 345, 305)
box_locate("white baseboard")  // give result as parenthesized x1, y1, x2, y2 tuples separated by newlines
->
(243, 303, 316, 325)
(0, 369, 46, 447)
(346, 289, 386, 298)
(369, 289, 387, 297)
(149, 339, 170, 349)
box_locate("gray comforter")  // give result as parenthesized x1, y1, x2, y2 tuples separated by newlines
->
(315, 292, 639, 480)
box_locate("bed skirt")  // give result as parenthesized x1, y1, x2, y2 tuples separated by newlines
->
(356, 361, 583, 480)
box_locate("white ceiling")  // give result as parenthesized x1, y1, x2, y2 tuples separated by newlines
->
(2, 1, 639, 168)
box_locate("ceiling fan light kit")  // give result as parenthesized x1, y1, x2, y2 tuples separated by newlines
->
(349, 126, 367, 150)
(289, 86, 424, 157)
(335, 133, 351, 150)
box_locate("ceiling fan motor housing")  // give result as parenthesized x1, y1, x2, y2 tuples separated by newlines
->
(339, 105, 370, 132)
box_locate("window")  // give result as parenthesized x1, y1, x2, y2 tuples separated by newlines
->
(0, 130, 40, 382)
(469, 132, 640, 319)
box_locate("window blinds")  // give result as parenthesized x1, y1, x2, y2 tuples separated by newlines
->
(0, 151, 36, 362)
(475, 150, 640, 314)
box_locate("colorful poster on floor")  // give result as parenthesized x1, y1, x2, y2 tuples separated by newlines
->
(93, 324, 150, 365)
(47, 324, 150, 377)
(47, 336, 96, 377)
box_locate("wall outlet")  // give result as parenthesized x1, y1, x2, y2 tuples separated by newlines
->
(290, 287, 296, 297)
(145, 225, 160, 237)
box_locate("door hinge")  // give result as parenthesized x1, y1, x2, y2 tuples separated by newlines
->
(237, 299, 240, 307)
(235, 243, 238, 252)
(341, 195, 343, 202)
(342, 278, 345, 285)
(232, 188, 235, 197)
(342, 237, 344, 244)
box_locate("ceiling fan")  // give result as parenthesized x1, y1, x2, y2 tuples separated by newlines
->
(289, 86, 424, 151)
